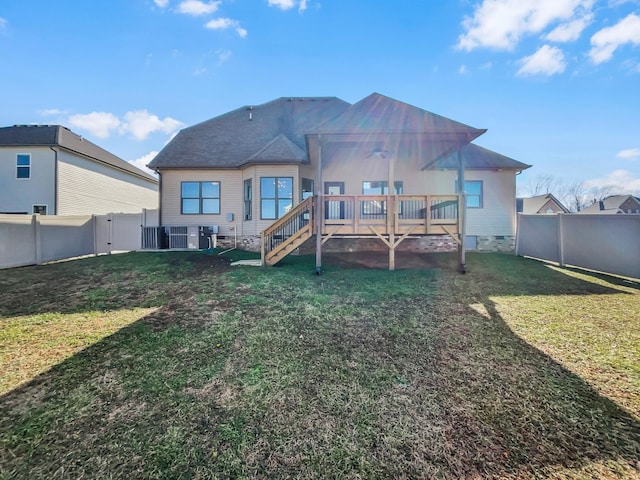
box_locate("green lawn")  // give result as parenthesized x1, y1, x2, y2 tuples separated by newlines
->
(0, 251, 638, 479)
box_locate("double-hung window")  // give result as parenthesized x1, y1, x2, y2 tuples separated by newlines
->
(260, 177, 293, 219)
(181, 181, 220, 214)
(456, 180, 483, 208)
(17, 154, 30, 179)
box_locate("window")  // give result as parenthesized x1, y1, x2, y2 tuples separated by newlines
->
(302, 178, 314, 200)
(260, 177, 293, 219)
(33, 205, 47, 215)
(244, 179, 252, 221)
(456, 180, 483, 208)
(362, 181, 403, 215)
(362, 181, 403, 195)
(181, 181, 220, 214)
(17, 154, 30, 179)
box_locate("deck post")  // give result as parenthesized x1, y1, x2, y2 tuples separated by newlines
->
(315, 135, 323, 274)
(388, 153, 395, 271)
(456, 150, 466, 273)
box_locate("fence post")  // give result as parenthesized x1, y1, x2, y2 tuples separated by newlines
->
(33, 214, 43, 265)
(514, 213, 521, 256)
(107, 214, 113, 255)
(92, 215, 98, 255)
(557, 214, 565, 267)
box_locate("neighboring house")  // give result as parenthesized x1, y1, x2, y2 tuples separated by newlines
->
(579, 195, 640, 214)
(148, 93, 530, 269)
(517, 194, 569, 214)
(0, 125, 158, 215)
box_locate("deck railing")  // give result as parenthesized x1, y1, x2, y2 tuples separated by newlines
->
(261, 196, 315, 260)
(261, 194, 460, 264)
(322, 195, 459, 234)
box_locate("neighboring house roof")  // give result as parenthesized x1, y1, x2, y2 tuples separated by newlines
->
(0, 125, 157, 183)
(516, 194, 569, 213)
(580, 195, 640, 213)
(435, 143, 530, 172)
(148, 97, 350, 169)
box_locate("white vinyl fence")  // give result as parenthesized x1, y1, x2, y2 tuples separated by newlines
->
(0, 209, 159, 269)
(516, 213, 640, 279)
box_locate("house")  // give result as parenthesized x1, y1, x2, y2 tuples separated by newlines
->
(516, 194, 569, 214)
(579, 195, 640, 214)
(148, 93, 530, 270)
(0, 125, 158, 215)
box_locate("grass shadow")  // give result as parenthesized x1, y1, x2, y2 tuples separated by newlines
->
(1, 251, 638, 478)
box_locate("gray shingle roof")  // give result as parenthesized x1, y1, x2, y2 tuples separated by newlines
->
(248, 134, 306, 162)
(580, 195, 640, 213)
(432, 143, 531, 171)
(311, 93, 486, 139)
(148, 93, 527, 172)
(0, 125, 157, 183)
(148, 97, 350, 169)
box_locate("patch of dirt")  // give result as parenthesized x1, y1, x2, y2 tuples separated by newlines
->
(322, 251, 460, 270)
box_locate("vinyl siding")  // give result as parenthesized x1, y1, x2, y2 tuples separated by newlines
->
(161, 166, 300, 237)
(161, 169, 245, 236)
(57, 150, 158, 215)
(464, 171, 516, 236)
(0, 147, 56, 214)
(321, 151, 516, 236)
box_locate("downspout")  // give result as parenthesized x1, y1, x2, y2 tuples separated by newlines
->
(50, 146, 59, 214)
(156, 169, 162, 226)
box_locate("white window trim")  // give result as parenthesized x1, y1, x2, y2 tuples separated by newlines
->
(16, 153, 31, 180)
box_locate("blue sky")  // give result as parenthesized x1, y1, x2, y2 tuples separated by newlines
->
(1, 0, 639, 196)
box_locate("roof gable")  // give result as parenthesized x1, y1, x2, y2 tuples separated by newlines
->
(247, 134, 306, 163)
(517, 194, 568, 213)
(311, 93, 486, 140)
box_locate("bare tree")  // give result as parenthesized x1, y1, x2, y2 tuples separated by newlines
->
(588, 185, 614, 205)
(563, 181, 587, 212)
(525, 173, 560, 196)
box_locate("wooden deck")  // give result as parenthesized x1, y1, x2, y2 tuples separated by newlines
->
(262, 194, 462, 267)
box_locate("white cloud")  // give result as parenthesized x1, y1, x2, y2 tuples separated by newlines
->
(517, 45, 566, 76)
(68, 112, 121, 139)
(154, 0, 170, 7)
(38, 108, 66, 116)
(457, 0, 594, 51)
(0, 17, 7, 29)
(205, 17, 247, 37)
(589, 13, 640, 64)
(267, 0, 309, 12)
(121, 110, 184, 140)
(268, 0, 295, 9)
(546, 12, 593, 42)
(458, 65, 469, 74)
(583, 169, 640, 194)
(216, 49, 232, 65)
(177, 0, 220, 16)
(617, 148, 640, 159)
(128, 151, 159, 177)
(67, 110, 183, 141)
